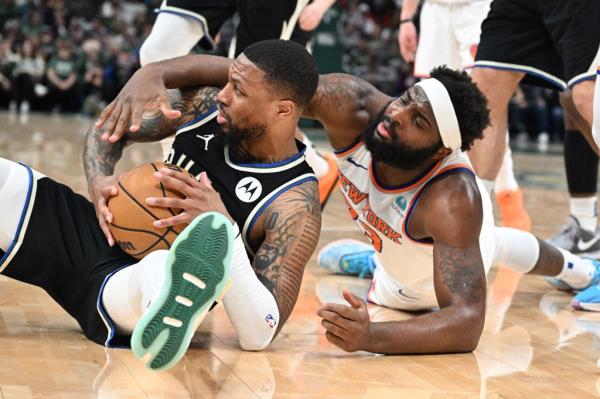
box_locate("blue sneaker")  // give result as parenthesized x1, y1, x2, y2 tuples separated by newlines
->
(546, 259, 600, 292)
(318, 239, 376, 278)
(131, 212, 233, 371)
(572, 285, 600, 311)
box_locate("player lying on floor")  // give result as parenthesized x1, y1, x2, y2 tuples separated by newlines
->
(0, 40, 320, 370)
(97, 39, 600, 354)
(94, 39, 600, 355)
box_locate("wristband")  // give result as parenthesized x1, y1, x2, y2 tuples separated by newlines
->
(399, 18, 413, 25)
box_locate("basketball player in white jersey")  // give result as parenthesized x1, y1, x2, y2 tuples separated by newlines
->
(91, 40, 600, 352)
(135, 0, 339, 208)
(398, 0, 530, 232)
(0, 41, 321, 369)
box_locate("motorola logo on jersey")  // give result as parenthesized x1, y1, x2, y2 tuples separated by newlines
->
(235, 177, 263, 203)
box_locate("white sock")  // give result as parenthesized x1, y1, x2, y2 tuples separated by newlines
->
(555, 248, 596, 289)
(301, 134, 330, 178)
(101, 250, 168, 334)
(570, 196, 597, 232)
(494, 140, 519, 193)
(481, 179, 495, 195)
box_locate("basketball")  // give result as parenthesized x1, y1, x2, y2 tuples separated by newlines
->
(108, 162, 191, 259)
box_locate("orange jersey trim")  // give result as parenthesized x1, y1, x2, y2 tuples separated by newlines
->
(369, 159, 443, 194)
(335, 140, 364, 158)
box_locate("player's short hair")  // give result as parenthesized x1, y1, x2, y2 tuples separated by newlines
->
(429, 66, 490, 152)
(243, 39, 319, 108)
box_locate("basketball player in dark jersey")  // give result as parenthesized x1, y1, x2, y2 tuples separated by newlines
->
(94, 39, 600, 355)
(138, 0, 339, 208)
(0, 40, 320, 370)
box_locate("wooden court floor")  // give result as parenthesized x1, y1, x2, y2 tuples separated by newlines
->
(1, 112, 599, 398)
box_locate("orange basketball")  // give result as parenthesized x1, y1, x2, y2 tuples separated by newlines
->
(108, 162, 191, 259)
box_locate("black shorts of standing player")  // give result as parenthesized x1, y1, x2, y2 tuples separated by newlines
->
(159, 0, 313, 56)
(474, 0, 600, 90)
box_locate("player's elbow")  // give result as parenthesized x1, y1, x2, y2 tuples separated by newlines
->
(451, 306, 485, 352)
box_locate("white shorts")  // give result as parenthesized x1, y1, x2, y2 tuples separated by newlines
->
(414, 0, 492, 77)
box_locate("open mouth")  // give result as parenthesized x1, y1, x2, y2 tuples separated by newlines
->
(216, 107, 228, 125)
(376, 122, 392, 139)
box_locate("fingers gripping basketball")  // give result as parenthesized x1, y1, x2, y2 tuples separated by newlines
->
(108, 162, 191, 259)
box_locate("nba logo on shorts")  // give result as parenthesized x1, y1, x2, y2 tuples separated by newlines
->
(265, 313, 277, 328)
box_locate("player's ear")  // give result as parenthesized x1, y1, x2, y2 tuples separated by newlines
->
(433, 146, 452, 160)
(276, 99, 294, 119)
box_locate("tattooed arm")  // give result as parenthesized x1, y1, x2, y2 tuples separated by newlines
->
(252, 180, 322, 335)
(83, 86, 219, 244)
(319, 173, 486, 354)
(83, 86, 219, 183)
(303, 73, 392, 149)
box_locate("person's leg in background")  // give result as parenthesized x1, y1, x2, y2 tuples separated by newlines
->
(593, 65, 600, 146)
(453, 0, 531, 231)
(139, 0, 235, 161)
(547, 93, 600, 257)
(469, 68, 525, 191)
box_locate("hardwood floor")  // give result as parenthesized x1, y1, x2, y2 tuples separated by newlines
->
(0, 112, 598, 398)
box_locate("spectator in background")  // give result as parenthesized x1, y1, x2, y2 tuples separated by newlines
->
(339, 1, 402, 95)
(0, 40, 17, 109)
(46, 40, 81, 113)
(12, 39, 45, 113)
(81, 38, 105, 116)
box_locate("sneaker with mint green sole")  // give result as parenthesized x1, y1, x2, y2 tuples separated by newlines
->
(131, 212, 233, 371)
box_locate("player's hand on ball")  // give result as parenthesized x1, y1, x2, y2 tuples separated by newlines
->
(89, 175, 119, 246)
(147, 168, 232, 227)
(318, 289, 372, 352)
(94, 66, 180, 143)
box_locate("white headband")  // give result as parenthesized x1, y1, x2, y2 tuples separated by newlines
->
(415, 78, 462, 151)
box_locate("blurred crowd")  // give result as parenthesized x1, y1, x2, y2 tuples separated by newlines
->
(0, 0, 158, 115)
(0, 0, 565, 142)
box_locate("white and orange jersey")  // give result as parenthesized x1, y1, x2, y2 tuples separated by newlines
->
(334, 139, 496, 310)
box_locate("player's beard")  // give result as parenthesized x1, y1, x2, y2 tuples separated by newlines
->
(363, 105, 442, 170)
(226, 121, 267, 163)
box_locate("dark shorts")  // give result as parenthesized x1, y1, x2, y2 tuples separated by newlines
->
(474, 0, 600, 90)
(162, 0, 312, 56)
(0, 168, 135, 347)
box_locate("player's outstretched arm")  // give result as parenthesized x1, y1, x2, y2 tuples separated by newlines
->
(304, 73, 392, 149)
(254, 180, 322, 335)
(83, 86, 220, 245)
(95, 55, 231, 142)
(219, 180, 321, 350)
(319, 174, 486, 354)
